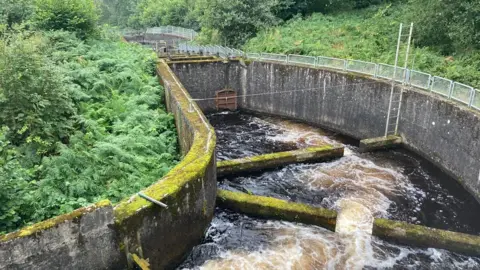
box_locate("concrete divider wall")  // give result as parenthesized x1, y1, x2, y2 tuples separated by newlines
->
(0, 60, 217, 270)
(170, 59, 480, 202)
(0, 201, 125, 269)
(113, 60, 217, 269)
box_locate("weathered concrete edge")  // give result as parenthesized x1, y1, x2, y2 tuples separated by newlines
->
(374, 218, 480, 256)
(0, 200, 112, 243)
(114, 60, 215, 223)
(217, 145, 344, 177)
(218, 189, 480, 256)
(112, 59, 217, 268)
(359, 135, 402, 152)
(217, 189, 337, 231)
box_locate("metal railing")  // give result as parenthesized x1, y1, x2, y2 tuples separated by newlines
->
(171, 28, 480, 112)
(123, 26, 198, 41)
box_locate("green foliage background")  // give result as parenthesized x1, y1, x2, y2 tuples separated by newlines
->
(0, 0, 179, 234)
(244, 2, 480, 88)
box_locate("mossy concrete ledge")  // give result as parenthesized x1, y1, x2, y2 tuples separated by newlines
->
(373, 218, 480, 256)
(113, 59, 217, 269)
(217, 145, 344, 177)
(217, 189, 480, 256)
(217, 189, 337, 231)
(359, 135, 402, 152)
(0, 200, 125, 269)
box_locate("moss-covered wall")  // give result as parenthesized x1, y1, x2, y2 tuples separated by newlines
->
(218, 189, 480, 256)
(113, 60, 217, 269)
(217, 145, 344, 177)
(0, 201, 126, 269)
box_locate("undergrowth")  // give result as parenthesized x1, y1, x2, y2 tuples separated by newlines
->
(0, 31, 179, 234)
(244, 4, 480, 89)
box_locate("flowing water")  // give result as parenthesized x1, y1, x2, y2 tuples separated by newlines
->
(179, 110, 480, 269)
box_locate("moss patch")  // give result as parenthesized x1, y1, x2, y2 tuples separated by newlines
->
(374, 218, 480, 256)
(0, 200, 112, 243)
(217, 189, 337, 231)
(217, 145, 343, 177)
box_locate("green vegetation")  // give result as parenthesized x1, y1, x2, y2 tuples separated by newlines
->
(245, 2, 480, 88)
(0, 0, 179, 234)
(99, 0, 480, 88)
(33, 0, 100, 39)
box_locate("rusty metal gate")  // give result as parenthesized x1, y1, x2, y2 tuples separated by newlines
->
(215, 89, 237, 111)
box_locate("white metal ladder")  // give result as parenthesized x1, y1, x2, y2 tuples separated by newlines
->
(384, 23, 413, 137)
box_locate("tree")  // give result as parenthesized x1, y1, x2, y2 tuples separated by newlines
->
(33, 0, 100, 39)
(128, 0, 195, 29)
(0, 0, 34, 28)
(0, 32, 75, 154)
(407, 0, 480, 54)
(98, 0, 139, 27)
(195, 0, 282, 46)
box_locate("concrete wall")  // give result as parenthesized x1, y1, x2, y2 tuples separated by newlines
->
(171, 60, 480, 201)
(170, 60, 245, 112)
(0, 201, 125, 270)
(113, 60, 217, 270)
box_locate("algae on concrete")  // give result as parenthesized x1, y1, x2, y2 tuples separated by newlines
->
(217, 145, 344, 177)
(217, 189, 337, 231)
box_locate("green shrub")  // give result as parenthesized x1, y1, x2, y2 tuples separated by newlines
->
(0, 32, 75, 155)
(244, 4, 480, 88)
(0, 0, 34, 28)
(0, 32, 179, 234)
(33, 0, 100, 39)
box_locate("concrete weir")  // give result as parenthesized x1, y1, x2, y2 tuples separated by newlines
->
(359, 135, 402, 152)
(217, 189, 480, 257)
(217, 145, 344, 177)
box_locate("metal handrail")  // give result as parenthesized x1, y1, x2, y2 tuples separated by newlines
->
(160, 23, 479, 112)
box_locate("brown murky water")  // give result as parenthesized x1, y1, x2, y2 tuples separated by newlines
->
(178, 111, 480, 269)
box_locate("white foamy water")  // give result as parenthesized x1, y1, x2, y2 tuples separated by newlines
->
(197, 112, 480, 270)
(293, 155, 424, 219)
(248, 116, 339, 149)
(180, 213, 480, 270)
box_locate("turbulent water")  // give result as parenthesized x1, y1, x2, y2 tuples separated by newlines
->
(179, 110, 480, 269)
(179, 210, 480, 270)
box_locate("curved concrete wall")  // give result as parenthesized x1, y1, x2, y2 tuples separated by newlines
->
(114, 60, 217, 269)
(170, 59, 480, 202)
(0, 60, 217, 270)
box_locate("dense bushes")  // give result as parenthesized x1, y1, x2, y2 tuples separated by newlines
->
(0, 32, 75, 155)
(0, 31, 179, 233)
(33, 0, 100, 39)
(99, 0, 396, 46)
(244, 4, 480, 88)
(0, 0, 34, 29)
(406, 0, 480, 54)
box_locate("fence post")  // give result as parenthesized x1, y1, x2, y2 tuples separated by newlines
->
(343, 60, 348, 71)
(429, 77, 435, 91)
(287, 55, 290, 64)
(405, 69, 411, 85)
(469, 89, 476, 107)
(374, 64, 379, 78)
(448, 81, 454, 99)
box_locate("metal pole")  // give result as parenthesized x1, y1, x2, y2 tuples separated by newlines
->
(385, 23, 403, 137)
(138, 192, 168, 209)
(394, 23, 414, 135)
(402, 23, 414, 83)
